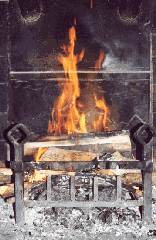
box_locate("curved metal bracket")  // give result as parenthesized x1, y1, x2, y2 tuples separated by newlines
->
(129, 115, 154, 145)
(6, 123, 30, 146)
(134, 124, 154, 145)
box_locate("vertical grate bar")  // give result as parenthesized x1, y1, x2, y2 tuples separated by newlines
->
(93, 176, 98, 202)
(89, 177, 93, 200)
(116, 175, 122, 201)
(47, 175, 52, 200)
(24, 184, 29, 201)
(14, 144, 25, 226)
(143, 171, 152, 222)
(70, 175, 75, 201)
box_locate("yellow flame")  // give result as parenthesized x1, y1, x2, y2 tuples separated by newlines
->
(34, 147, 48, 162)
(34, 25, 110, 162)
(48, 26, 86, 134)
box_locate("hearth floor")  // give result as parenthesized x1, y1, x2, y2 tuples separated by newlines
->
(0, 188, 156, 240)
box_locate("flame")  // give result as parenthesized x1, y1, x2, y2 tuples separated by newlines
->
(48, 26, 86, 135)
(48, 25, 109, 136)
(93, 95, 110, 131)
(34, 24, 110, 161)
(34, 147, 48, 162)
(95, 50, 105, 70)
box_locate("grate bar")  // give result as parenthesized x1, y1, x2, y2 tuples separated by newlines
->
(47, 176, 52, 200)
(93, 176, 98, 201)
(143, 171, 152, 222)
(116, 176, 122, 201)
(70, 176, 75, 201)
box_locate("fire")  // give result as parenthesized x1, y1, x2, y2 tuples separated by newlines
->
(95, 50, 105, 70)
(34, 147, 48, 162)
(34, 24, 110, 161)
(93, 95, 110, 131)
(48, 25, 110, 136)
(48, 26, 86, 134)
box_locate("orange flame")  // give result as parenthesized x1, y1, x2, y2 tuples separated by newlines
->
(95, 50, 105, 70)
(47, 25, 110, 136)
(93, 95, 110, 131)
(34, 147, 48, 162)
(34, 24, 110, 161)
(48, 26, 86, 134)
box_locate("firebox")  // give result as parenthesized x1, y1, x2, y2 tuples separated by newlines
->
(9, 0, 151, 136)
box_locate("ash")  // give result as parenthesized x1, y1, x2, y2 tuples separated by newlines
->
(0, 184, 156, 240)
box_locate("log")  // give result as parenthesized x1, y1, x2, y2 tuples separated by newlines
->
(24, 131, 131, 156)
(0, 168, 13, 185)
(0, 182, 35, 199)
(0, 168, 12, 176)
(37, 147, 98, 162)
(0, 183, 14, 198)
(0, 175, 12, 185)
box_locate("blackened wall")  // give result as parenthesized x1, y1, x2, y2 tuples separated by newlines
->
(9, 0, 151, 140)
(0, 1, 9, 161)
(152, 0, 156, 166)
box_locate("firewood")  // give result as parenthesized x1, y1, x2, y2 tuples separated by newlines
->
(0, 182, 34, 199)
(0, 175, 12, 185)
(24, 131, 131, 156)
(37, 147, 98, 162)
(0, 184, 14, 198)
(0, 168, 13, 185)
(0, 168, 12, 176)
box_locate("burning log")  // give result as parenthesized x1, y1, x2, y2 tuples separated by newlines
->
(35, 147, 97, 162)
(24, 131, 131, 158)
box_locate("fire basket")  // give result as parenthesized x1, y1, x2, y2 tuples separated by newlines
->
(6, 115, 154, 226)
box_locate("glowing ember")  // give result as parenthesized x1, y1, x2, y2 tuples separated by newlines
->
(48, 25, 110, 136)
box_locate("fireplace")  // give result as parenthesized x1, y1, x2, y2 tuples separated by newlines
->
(9, 0, 151, 138)
(0, 0, 156, 229)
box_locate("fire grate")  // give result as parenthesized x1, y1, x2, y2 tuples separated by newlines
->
(6, 115, 154, 226)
